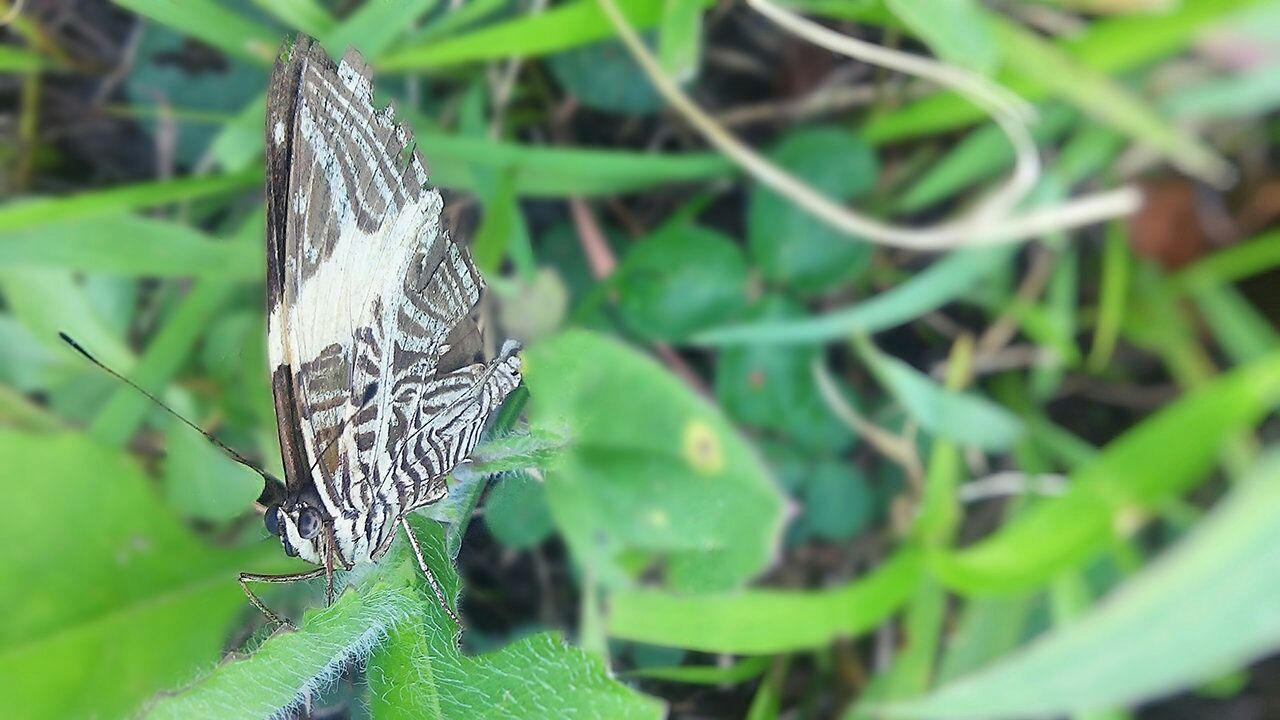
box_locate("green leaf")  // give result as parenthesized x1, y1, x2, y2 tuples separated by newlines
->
(896, 104, 1076, 213)
(885, 0, 998, 74)
(484, 472, 555, 550)
(113, 0, 278, 64)
(524, 330, 786, 592)
(695, 247, 1016, 346)
(0, 431, 290, 719)
(380, 0, 709, 71)
(857, 339, 1024, 451)
(616, 224, 749, 341)
(800, 462, 874, 542)
(862, 0, 1257, 143)
(0, 213, 260, 279)
(0, 44, 47, 73)
(715, 296, 853, 451)
(146, 581, 421, 720)
(0, 169, 261, 233)
(658, 0, 703, 81)
(607, 550, 922, 653)
(886, 452, 1280, 719)
(991, 19, 1232, 185)
(933, 350, 1280, 592)
(361, 521, 664, 719)
(320, 0, 440, 57)
(748, 127, 877, 293)
(549, 36, 664, 115)
(1163, 62, 1280, 121)
(247, 0, 336, 37)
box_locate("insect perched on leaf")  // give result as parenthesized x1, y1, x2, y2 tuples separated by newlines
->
(63, 34, 523, 625)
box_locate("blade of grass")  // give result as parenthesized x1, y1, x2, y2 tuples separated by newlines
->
(862, 0, 1259, 143)
(884, 452, 1280, 719)
(658, 0, 703, 81)
(380, 0, 711, 70)
(0, 44, 47, 73)
(1087, 221, 1130, 372)
(0, 213, 260, 279)
(247, 0, 336, 37)
(693, 246, 1016, 346)
(991, 19, 1233, 186)
(607, 550, 922, 654)
(0, 168, 260, 233)
(113, 0, 278, 64)
(931, 350, 1280, 592)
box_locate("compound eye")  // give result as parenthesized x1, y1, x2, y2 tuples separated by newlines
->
(297, 506, 322, 539)
(264, 505, 281, 536)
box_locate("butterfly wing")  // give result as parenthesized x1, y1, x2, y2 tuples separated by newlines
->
(265, 36, 520, 566)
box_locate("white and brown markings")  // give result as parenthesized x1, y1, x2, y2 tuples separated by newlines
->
(253, 35, 522, 620)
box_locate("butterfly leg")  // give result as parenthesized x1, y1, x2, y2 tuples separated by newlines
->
(399, 515, 462, 627)
(239, 568, 327, 629)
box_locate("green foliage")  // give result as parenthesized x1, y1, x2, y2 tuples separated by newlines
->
(616, 224, 749, 341)
(748, 127, 877, 293)
(4, 1, 1278, 717)
(0, 431, 293, 719)
(524, 330, 785, 591)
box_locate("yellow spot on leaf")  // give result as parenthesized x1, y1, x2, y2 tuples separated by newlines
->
(682, 420, 723, 476)
(648, 509, 669, 528)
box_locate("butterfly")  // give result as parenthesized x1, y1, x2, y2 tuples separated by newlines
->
(245, 34, 523, 623)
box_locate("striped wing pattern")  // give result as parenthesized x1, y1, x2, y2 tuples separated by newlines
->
(265, 37, 521, 568)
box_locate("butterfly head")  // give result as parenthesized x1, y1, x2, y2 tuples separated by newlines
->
(264, 499, 326, 564)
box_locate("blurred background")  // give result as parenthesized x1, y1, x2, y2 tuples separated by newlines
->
(2, 1, 1279, 719)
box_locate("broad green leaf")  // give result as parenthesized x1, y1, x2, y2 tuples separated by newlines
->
(607, 550, 922, 653)
(549, 36, 664, 115)
(616, 224, 749, 341)
(694, 247, 1016, 346)
(715, 296, 853, 451)
(0, 169, 260, 233)
(0, 431, 290, 719)
(885, 0, 998, 74)
(748, 127, 877, 293)
(857, 339, 1024, 451)
(862, 0, 1258, 143)
(162, 407, 265, 522)
(886, 452, 1280, 719)
(380, 0, 711, 70)
(524, 330, 785, 592)
(362, 521, 664, 719)
(113, 0, 278, 63)
(0, 213, 260, 279)
(933, 350, 1280, 592)
(991, 19, 1232, 185)
(658, 0, 703, 81)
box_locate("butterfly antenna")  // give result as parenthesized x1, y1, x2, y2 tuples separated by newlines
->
(59, 332, 285, 489)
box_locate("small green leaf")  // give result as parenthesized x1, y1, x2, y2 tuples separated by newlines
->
(616, 224, 749, 341)
(748, 127, 877, 293)
(885, 0, 999, 74)
(550, 36, 664, 115)
(484, 472, 555, 550)
(524, 330, 785, 592)
(715, 296, 853, 451)
(800, 462, 874, 542)
(607, 550, 923, 654)
(857, 339, 1024, 451)
(886, 452, 1280, 719)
